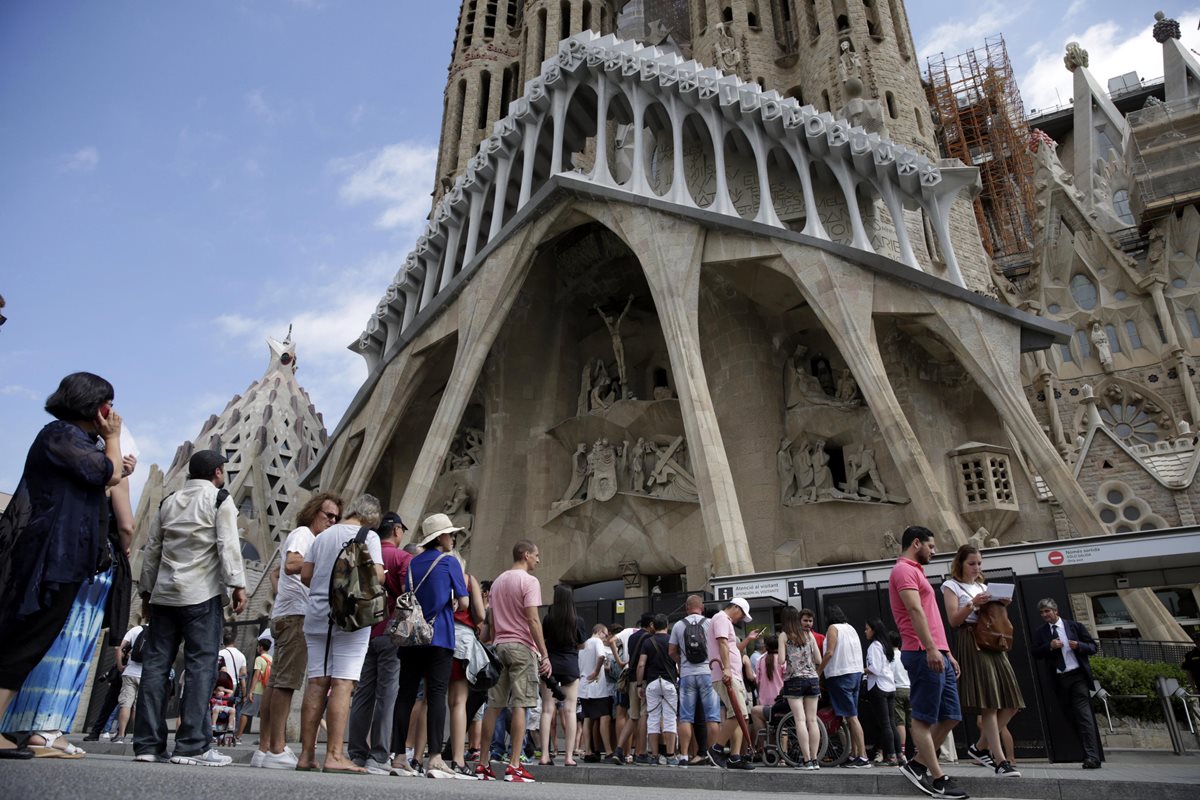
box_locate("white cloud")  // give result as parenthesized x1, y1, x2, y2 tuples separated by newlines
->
(0, 385, 40, 401)
(917, 1, 1030, 62)
(59, 146, 98, 173)
(246, 89, 280, 124)
(332, 142, 438, 231)
(1020, 11, 1200, 113)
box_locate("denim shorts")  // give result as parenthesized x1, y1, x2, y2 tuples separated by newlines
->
(901, 650, 962, 725)
(677, 674, 721, 724)
(780, 676, 820, 698)
(826, 672, 862, 718)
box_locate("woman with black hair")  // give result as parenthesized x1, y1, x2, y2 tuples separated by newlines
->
(864, 618, 901, 766)
(0, 373, 124, 758)
(540, 584, 585, 765)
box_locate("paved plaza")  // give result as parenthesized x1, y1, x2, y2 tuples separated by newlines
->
(13, 741, 1197, 800)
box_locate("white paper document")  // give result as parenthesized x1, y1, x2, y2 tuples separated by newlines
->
(987, 582, 1015, 600)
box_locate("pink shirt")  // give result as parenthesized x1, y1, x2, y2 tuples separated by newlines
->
(706, 610, 742, 684)
(756, 655, 784, 707)
(490, 568, 542, 652)
(889, 557, 949, 652)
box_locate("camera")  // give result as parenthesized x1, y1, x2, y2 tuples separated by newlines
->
(541, 674, 565, 701)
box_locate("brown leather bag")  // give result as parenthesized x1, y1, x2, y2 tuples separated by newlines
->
(973, 601, 1014, 652)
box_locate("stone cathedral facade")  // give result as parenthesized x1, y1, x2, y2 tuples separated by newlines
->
(306, 3, 1196, 617)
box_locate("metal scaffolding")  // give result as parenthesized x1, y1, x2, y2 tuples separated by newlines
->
(925, 35, 1036, 268)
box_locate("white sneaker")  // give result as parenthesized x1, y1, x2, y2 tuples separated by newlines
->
(250, 750, 266, 768)
(426, 762, 457, 779)
(364, 760, 391, 776)
(133, 753, 170, 763)
(171, 749, 233, 767)
(261, 750, 299, 770)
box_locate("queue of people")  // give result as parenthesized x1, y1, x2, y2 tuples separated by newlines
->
(0, 374, 1114, 796)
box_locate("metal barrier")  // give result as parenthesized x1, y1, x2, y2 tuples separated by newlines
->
(1096, 638, 1194, 665)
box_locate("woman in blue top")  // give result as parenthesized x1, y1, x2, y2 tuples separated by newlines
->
(0, 373, 124, 759)
(389, 513, 468, 779)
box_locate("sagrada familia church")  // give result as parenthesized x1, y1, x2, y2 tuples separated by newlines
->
(128, 3, 1199, 640)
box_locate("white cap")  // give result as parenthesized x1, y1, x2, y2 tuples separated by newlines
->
(729, 597, 753, 623)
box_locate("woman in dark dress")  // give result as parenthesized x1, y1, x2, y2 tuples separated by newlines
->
(540, 585, 585, 766)
(0, 373, 123, 758)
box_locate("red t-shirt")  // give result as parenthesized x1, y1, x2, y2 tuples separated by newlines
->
(490, 568, 542, 652)
(888, 557, 949, 652)
(371, 541, 412, 639)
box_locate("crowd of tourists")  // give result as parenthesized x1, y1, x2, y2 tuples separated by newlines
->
(0, 373, 1138, 799)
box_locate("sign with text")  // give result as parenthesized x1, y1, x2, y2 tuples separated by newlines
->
(713, 577, 789, 603)
(1034, 533, 1200, 569)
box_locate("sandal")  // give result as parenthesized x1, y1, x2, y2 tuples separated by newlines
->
(30, 731, 85, 759)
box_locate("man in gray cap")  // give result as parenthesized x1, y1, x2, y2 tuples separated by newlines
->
(133, 449, 247, 767)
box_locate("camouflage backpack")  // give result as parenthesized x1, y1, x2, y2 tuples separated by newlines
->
(327, 526, 386, 633)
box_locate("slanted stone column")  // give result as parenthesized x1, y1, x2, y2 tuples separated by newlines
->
(774, 242, 970, 545)
(915, 299, 1104, 537)
(588, 201, 755, 576)
(1119, 587, 1190, 642)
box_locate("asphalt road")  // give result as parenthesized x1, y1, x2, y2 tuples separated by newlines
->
(2, 754, 951, 800)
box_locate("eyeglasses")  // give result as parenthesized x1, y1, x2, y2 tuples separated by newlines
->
(322, 511, 340, 523)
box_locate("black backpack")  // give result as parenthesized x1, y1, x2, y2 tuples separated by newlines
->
(129, 629, 147, 663)
(683, 617, 708, 664)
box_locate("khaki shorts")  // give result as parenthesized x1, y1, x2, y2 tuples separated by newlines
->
(714, 679, 748, 721)
(266, 615, 307, 691)
(628, 683, 642, 719)
(118, 675, 140, 709)
(487, 643, 540, 709)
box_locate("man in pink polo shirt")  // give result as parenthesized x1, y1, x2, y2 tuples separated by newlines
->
(889, 526, 967, 800)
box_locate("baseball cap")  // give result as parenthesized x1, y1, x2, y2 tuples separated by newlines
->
(381, 511, 407, 531)
(188, 449, 227, 479)
(729, 597, 754, 623)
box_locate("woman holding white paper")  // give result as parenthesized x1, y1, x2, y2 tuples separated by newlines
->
(942, 544, 1025, 778)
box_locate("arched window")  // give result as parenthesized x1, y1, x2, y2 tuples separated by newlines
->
(885, 91, 896, 119)
(1186, 308, 1200, 338)
(1125, 320, 1143, 349)
(477, 71, 491, 130)
(1112, 189, 1134, 225)
(723, 6, 733, 23)
(1069, 273, 1098, 310)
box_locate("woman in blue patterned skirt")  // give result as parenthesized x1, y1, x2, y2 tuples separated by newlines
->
(1, 459, 136, 757)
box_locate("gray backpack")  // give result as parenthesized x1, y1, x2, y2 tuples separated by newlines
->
(387, 552, 449, 648)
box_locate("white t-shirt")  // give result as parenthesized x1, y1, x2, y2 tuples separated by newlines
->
(942, 578, 986, 624)
(577, 636, 611, 699)
(121, 626, 145, 680)
(890, 650, 910, 689)
(302, 523, 383, 636)
(219, 646, 247, 688)
(865, 640, 896, 692)
(272, 526, 317, 618)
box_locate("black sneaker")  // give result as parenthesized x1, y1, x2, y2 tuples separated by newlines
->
(707, 745, 728, 768)
(995, 761, 1021, 777)
(633, 754, 653, 765)
(82, 733, 99, 742)
(726, 756, 755, 770)
(966, 744, 993, 768)
(932, 775, 969, 799)
(584, 752, 602, 763)
(899, 761, 935, 797)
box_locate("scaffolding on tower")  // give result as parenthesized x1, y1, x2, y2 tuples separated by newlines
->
(925, 35, 1036, 274)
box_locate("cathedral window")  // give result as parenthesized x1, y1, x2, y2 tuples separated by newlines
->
(950, 445, 1018, 513)
(890, 0, 910, 58)
(582, 0, 592, 31)
(1094, 481, 1167, 534)
(1124, 320, 1143, 349)
(478, 71, 491, 130)
(1059, 344, 1072, 363)
(747, 0, 761, 29)
(1069, 273, 1098, 311)
(1098, 395, 1162, 445)
(560, 0, 570, 40)
(723, 6, 733, 23)
(863, 0, 881, 38)
(885, 91, 896, 119)
(507, 0, 519, 29)
(484, 1, 497, 39)
(806, 0, 820, 37)
(1112, 189, 1134, 225)
(1105, 324, 1121, 353)
(1186, 308, 1200, 338)
(1075, 329, 1091, 359)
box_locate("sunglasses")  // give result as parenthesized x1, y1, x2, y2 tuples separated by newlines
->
(322, 511, 340, 523)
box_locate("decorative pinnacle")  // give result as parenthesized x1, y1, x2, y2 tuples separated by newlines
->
(1152, 11, 1181, 43)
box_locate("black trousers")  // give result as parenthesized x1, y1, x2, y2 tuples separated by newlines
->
(867, 686, 901, 757)
(391, 645, 454, 759)
(0, 581, 80, 690)
(1056, 669, 1100, 762)
(88, 673, 122, 736)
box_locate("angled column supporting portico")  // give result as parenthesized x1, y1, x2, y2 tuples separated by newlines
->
(775, 242, 970, 545)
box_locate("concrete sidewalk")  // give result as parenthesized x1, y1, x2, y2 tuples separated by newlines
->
(73, 739, 1200, 800)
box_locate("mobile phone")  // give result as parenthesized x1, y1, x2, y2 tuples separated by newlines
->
(100, 405, 111, 419)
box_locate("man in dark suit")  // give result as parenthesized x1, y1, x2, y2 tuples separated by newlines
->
(1031, 598, 1101, 768)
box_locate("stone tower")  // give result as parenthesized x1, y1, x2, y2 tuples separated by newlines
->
(435, 1, 620, 200)
(687, 0, 932, 156)
(130, 333, 329, 620)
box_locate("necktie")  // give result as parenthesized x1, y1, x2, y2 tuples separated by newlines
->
(1052, 622, 1067, 671)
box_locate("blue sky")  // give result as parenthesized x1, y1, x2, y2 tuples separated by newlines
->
(2, 1, 1196, 505)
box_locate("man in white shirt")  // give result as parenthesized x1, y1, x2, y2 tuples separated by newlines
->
(218, 630, 248, 715)
(578, 624, 614, 759)
(255, 491, 343, 769)
(1033, 598, 1101, 768)
(133, 450, 247, 767)
(110, 622, 145, 744)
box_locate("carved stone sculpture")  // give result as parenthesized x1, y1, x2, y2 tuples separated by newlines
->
(715, 22, 741, 72)
(811, 439, 834, 499)
(785, 344, 861, 410)
(968, 526, 1001, 550)
(837, 40, 862, 85)
(578, 361, 593, 416)
(587, 439, 619, 502)
(595, 295, 634, 398)
(778, 437, 797, 504)
(589, 360, 617, 411)
(880, 530, 900, 560)
(442, 483, 473, 534)
(645, 436, 699, 502)
(793, 439, 816, 503)
(630, 436, 647, 492)
(844, 445, 886, 499)
(554, 443, 591, 507)
(445, 424, 484, 472)
(1091, 322, 1114, 372)
(1064, 42, 1088, 72)
(834, 369, 859, 402)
